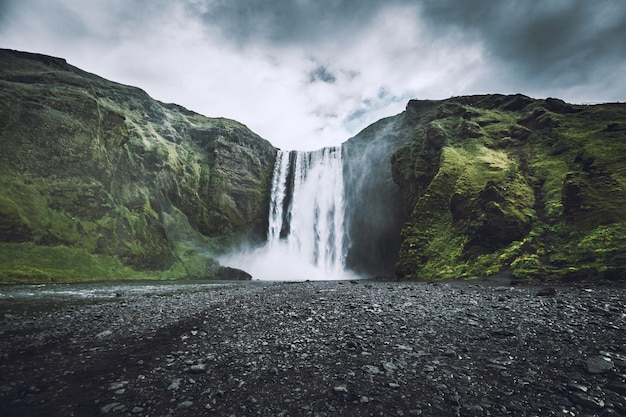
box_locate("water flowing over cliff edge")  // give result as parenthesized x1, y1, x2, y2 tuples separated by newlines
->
(2, 49, 626, 283)
(221, 147, 357, 280)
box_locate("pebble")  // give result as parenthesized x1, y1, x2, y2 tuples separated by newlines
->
(101, 402, 125, 414)
(606, 382, 626, 395)
(178, 400, 193, 408)
(189, 363, 207, 373)
(586, 355, 614, 374)
(2, 280, 625, 417)
(536, 287, 557, 296)
(333, 385, 348, 393)
(108, 381, 128, 391)
(96, 329, 113, 339)
(570, 392, 605, 410)
(168, 379, 181, 390)
(362, 365, 382, 374)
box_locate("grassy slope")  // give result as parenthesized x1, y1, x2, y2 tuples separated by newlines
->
(0, 49, 275, 284)
(393, 96, 626, 281)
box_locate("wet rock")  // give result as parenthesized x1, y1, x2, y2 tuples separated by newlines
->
(177, 400, 193, 408)
(570, 392, 605, 410)
(490, 329, 516, 337)
(587, 355, 614, 374)
(606, 382, 626, 395)
(96, 329, 113, 339)
(215, 266, 252, 281)
(1, 280, 625, 417)
(189, 363, 207, 373)
(536, 287, 557, 296)
(362, 365, 382, 374)
(108, 381, 128, 391)
(101, 402, 125, 414)
(333, 384, 348, 394)
(168, 379, 181, 390)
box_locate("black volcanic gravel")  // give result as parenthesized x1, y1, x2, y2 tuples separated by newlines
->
(1, 279, 625, 417)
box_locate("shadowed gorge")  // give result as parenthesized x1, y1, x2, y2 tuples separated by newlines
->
(1, 49, 626, 283)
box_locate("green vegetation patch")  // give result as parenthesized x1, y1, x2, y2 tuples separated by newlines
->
(0, 243, 148, 284)
(393, 97, 626, 282)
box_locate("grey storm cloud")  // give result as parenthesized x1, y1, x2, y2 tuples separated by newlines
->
(419, 0, 626, 87)
(309, 65, 337, 84)
(1, 0, 624, 150)
(191, 0, 398, 44)
(194, 0, 626, 90)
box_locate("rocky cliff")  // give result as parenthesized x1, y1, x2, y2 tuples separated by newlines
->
(390, 95, 626, 281)
(2, 49, 625, 284)
(0, 49, 276, 283)
(342, 113, 414, 276)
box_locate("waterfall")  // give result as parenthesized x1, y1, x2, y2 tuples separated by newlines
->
(268, 147, 347, 274)
(220, 146, 355, 280)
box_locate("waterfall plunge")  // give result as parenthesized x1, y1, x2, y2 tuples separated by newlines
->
(221, 147, 356, 280)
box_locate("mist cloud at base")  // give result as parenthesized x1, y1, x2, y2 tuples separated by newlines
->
(219, 243, 361, 282)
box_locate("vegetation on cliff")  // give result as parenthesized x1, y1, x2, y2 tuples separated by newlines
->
(2, 49, 624, 284)
(0, 49, 276, 283)
(391, 95, 626, 281)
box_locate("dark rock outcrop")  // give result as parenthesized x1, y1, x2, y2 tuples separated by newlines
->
(215, 266, 252, 281)
(389, 95, 626, 281)
(0, 49, 276, 283)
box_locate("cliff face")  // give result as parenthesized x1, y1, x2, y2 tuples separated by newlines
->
(0, 49, 276, 283)
(342, 113, 415, 276)
(391, 95, 626, 281)
(3, 50, 625, 284)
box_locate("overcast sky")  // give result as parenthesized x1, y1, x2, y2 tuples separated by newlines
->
(1, 0, 625, 150)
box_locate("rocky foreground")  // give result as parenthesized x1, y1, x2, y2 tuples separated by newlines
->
(1, 279, 625, 417)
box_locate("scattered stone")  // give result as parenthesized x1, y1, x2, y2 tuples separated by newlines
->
(382, 362, 398, 373)
(189, 363, 207, 373)
(333, 385, 348, 393)
(606, 382, 626, 395)
(1, 279, 625, 417)
(586, 355, 614, 374)
(536, 287, 557, 296)
(168, 379, 181, 390)
(108, 381, 128, 391)
(101, 402, 125, 414)
(177, 400, 193, 408)
(96, 330, 113, 339)
(567, 382, 588, 393)
(362, 365, 382, 374)
(570, 392, 605, 410)
(490, 329, 516, 337)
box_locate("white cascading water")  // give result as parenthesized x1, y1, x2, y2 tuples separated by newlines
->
(221, 146, 355, 280)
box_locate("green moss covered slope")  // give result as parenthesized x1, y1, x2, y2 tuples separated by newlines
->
(392, 95, 626, 281)
(0, 49, 276, 283)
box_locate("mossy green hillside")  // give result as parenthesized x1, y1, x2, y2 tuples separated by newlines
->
(392, 95, 626, 281)
(0, 49, 276, 283)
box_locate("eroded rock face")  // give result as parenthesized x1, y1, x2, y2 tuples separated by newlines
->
(390, 95, 626, 281)
(0, 49, 276, 282)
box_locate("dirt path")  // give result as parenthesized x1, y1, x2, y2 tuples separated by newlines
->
(1, 280, 625, 416)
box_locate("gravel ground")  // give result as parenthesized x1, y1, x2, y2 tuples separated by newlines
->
(0, 278, 625, 417)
